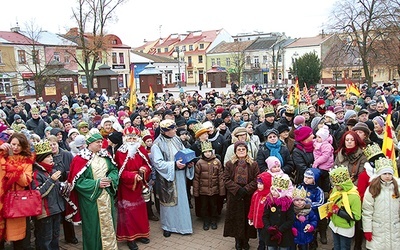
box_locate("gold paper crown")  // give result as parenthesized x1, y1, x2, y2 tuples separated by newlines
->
(141, 129, 151, 138)
(285, 105, 295, 114)
(34, 140, 52, 156)
(292, 186, 307, 199)
(230, 108, 240, 116)
(272, 175, 290, 190)
(201, 141, 213, 152)
(330, 166, 351, 185)
(31, 107, 39, 114)
(75, 107, 82, 114)
(299, 104, 309, 114)
(108, 100, 116, 105)
(363, 143, 383, 160)
(374, 157, 393, 174)
(264, 105, 275, 115)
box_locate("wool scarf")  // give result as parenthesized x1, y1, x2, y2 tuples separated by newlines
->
(265, 140, 284, 166)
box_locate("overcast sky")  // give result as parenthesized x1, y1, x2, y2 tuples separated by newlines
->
(1, 0, 337, 47)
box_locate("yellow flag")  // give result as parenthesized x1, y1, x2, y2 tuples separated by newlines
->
(288, 88, 293, 106)
(382, 105, 398, 177)
(147, 85, 154, 108)
(294, 80, 300, 107)
(127, 69, 137, 112)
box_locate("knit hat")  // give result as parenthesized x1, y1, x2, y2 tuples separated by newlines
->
(372, 116, 385, 128)
(14, 114, 21, 120)
(375, 157, 394, 176)
(316, 125, 330, 141)
(277, 124, 289, 134)
(344, 110, 357, 122)
(74, 135, 86, 147)
(310, 117, 323, 131)
(333, 106, 344, 114)
(264, 128, 279, 138)
(221, 110, 231, 120)
(107, 131, 123, 145)
(304, 168, 321, 183)
(294, 115, 305, 128)
(265, 156, 281, 170)
(215, 107, 225, 114)
(324, 111, 336, 121)
(294, 126, 313, 142)
(85, 129, 103, 144)
(213, 118, 224, 128)
(346, 118, 358, 127)
(68, 128, 79, 138)
(317, 99, 325, 106)
(51, 115, 60, 121)
(234, 141, 247, 152)
(123, 118, 131, 126)
(101, 117, 113, 128)
(187, 119, 198, 126)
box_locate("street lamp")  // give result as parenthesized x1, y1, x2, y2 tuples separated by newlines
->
(173, 47, 182, 88)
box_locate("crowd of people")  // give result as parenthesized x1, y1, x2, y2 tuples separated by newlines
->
(0, 81, 398, 250)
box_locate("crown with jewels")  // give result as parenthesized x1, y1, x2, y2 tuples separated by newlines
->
(363, 143, 383, 160)
(292, 186, 307, 200)
(299, 103, 309, 114)
(374, 157, 393, 174)
(264, 105, 275, 115)
(33, 140, 52, 156)
(329, 166, 351, 185)
(272, 175, 290, 190)
(201, 141, 213, 153)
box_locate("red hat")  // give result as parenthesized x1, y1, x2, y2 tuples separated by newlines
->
(317, 99, 325, 106)
(216, 107, 225, 114)
(294, 126, 313, 142)
(123, 127, 140, 137)
(270, 99, 279, 106)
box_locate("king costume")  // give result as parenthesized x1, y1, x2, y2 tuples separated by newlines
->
(115, 143, 151, 242)
(66, 146, 119, 250)
(151, 132, 194, 235)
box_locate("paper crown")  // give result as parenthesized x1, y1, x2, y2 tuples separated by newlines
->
(75, 107, 82, 114)
(141, 129, 151, 138)
(374, 157, 393, 174)
(330, 166, 351, 185)
(33, 140, 52, 155)
(272, 175, 290, 190)
(299, 104, 309, 114)
(230, 108, 240, 116)
(264, 105, 275, 115)
(192, 123, 209, 138)
(363, 143, 383, 160)
(201, 141, 213, 152)
(31, 107, 39, 114)
(292, 186, 307, 200)
(285, 105, 295, 115)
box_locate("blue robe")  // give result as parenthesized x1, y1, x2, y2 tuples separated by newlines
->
(151, 135, 194, 234)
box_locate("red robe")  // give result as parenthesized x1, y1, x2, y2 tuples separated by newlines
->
(115, 146, 151, 241)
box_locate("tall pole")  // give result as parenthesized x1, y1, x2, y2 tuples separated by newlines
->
(176, 48, 181, 88)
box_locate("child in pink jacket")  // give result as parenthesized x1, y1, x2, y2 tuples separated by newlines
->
(312, 125, 334, 193)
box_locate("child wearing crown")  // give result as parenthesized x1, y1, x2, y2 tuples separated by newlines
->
(291, 186, 318, 250)
(328, 166, 361, 250)
(263, 174, 295, 249)
(362, 157, 400, 250)
(247, 172, 272, 250)
(193, 141, 225, 231)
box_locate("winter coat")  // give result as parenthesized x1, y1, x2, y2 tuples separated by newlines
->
(293, 207, 318, 245)
(256, 143, 294, 176)
(334, 147, 367, 185)
(301, 171, 324, 219)
(26, 117, 48, 138)
(312, 137, 334, 171)
(292, 144, 314, 185)
(362, 180, 400, 250)
(263, 202, 295, 247)
(31, 163, 65, 219)
(248, 172, 272, 229)
(254, 120, 281, 143)
(193, 155, 225, 197)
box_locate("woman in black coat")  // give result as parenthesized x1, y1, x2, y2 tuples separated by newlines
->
(292, 126, 315, 184)
(256, 129, 294, 177)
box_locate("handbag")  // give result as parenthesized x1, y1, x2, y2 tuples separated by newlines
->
(3, 184, 42, 219)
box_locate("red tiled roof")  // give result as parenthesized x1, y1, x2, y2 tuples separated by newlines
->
(287, 34, 333, 48)
(0, 31, 36, 44)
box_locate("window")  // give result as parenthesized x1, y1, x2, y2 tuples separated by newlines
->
(53, 52, 60, 62)
(211, 58, 215, 66)
(216, 58, 221, 66)
(226, 58, 231, 67)
(112, 52, 117, 64)
(97, 52, 103, 63)
(157, 48, 161, 53)
(189, 45, 193, 51)
(119, 53, 124, 64)
(254, 56, 260, 68)
(188, 70, 193, 78)
(333, 71, 342, 80)
(199, 44, 204, 49)
(64, 54, 70, 64)
(32, 50, 40, 64)
(164, 48, 168, 53)
(188, 56, 192, 66)
(181, 46, 186, 52)
(198, 55, 203, 63)
(18, 50, 26, 64)
(352, 70, 361, 79)
(246, 56, 251, 65)
(0, 51, 3, 64)
(263, 55, 268, 64)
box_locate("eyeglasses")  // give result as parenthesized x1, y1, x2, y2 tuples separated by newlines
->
(236, 148, 246, 152)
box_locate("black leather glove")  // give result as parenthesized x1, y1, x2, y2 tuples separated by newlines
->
(337, 209, 354, 224)
(236, 187, 248, 199)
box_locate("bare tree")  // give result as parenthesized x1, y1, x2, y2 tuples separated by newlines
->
(65, 0, 126, 90)
(229, 41, 247, 84)
(327, 0, 399, 86)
